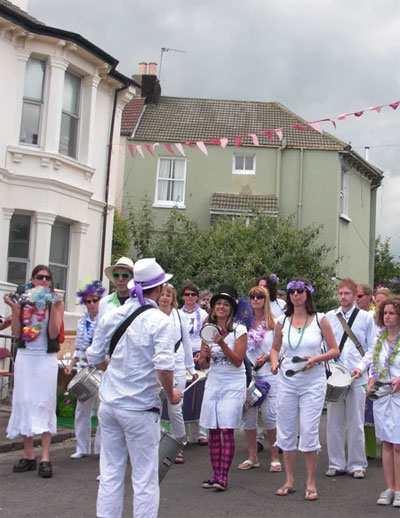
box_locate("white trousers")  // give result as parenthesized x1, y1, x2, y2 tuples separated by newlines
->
(166, 373, 186, 441)
(97, 402, 160, 518)
(243, 393, 277, 431)
(326, 384, 368, 472)
(74, 396, 101, 454)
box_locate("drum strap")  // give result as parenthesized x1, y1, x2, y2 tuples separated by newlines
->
(109, 304, 153, 358)
(336, 309, 364, 358)
(174, 309, 183, 353)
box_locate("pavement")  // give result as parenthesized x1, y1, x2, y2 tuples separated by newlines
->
(0, 410, 397, 518)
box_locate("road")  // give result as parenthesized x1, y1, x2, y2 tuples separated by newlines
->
(0, 415, 396, 518)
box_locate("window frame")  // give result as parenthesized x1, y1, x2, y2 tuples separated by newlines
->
(59, 69, 82, 159)
(232, 153, 256, 175)
(49, 220, 71, 291)
(19, 57, 47, 147)
(153, 157, 187, 208)
(7, 212, 33, 285)
(339, 170, 351, 222)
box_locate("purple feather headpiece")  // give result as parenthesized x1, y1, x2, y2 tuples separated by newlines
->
(235, 297, 255, 331)
(269, 273, 279, 284)
(76, 280, 106, 305)
(286, 280, 314, 294)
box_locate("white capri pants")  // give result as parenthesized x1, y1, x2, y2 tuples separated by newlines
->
(243, 382, 277, 431)
(275, 376, 326, 452)
(166, 372, 186, 441)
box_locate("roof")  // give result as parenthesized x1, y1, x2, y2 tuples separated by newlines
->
(210, 193, 278, 214)
(125, 96, 347, 150)
(0, 0, 136, 87)
(121, 98, 146, 135)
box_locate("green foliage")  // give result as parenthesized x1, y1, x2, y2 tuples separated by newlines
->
(111, 210, 131, 264)
(118, 202, 338, 311)
(374, 236, 400, 292)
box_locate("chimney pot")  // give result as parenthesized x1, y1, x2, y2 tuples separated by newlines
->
(148, 62, 157, 76)
(138, 62, 147, 75)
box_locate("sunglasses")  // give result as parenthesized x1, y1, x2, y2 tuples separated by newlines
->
(35, 274, 52, 281)
(85, 298, 99, 304)
(183, 292, 197, 297)
(250, 294, 265, 300)
(356, 294, 366, 299)
(288, 288, 305, 295)
(112, 272, 131, 279)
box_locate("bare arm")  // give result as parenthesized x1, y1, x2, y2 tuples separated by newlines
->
(157, 370, 182, 404)
(3, 295, 22, 338)
(270, 322, 283, 374)
(48, 298, 64, 340)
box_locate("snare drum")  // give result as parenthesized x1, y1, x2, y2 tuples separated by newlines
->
(161, 371, 206, 422)
(326, 363, 352, 402)
(159, 430, 184, 482)
(246, 379, 263, 407)
(67, 366, 102, 402)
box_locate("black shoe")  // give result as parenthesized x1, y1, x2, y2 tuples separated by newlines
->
(38, 461, 53, 478)
(213, 481, 228, 491)
(257, 441, 264, 453)
(13, 457, 37, 473)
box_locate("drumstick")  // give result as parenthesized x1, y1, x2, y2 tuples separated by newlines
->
(182, 375, 204, 394)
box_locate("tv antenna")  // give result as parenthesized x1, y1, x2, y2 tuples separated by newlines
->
(159, 47, 185, 80)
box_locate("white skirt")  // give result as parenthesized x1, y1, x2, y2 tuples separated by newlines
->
(373, 392, 400, 444)
(7, 350, 58, 439)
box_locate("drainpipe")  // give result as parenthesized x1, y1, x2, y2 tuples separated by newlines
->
(99, 84, 130, 280)
(297, 148, 304, 229)
(275, 138, 287, 209)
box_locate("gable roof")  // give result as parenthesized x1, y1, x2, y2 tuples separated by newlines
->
(121, 98, 146, 135)
(124, 95, 347, 150)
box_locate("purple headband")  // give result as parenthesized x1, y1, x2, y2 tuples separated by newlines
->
(129, 272, 166, 305)
(286, 280, 314, 294)
(76, 280, 106, 305)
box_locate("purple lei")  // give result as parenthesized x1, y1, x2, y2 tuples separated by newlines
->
(248, 320, 267, 353)
(183, 304, 202, 336)
(371, 327, 400, 380)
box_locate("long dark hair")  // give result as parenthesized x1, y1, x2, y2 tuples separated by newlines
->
(31, 264, 54, 292)
(209, 299, 234, 333)
(285, 277, 316, 316)
(255, 275, 278, 302)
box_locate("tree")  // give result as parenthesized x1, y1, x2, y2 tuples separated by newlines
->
(374, 236, 400, 292)
(123, 202, 338, 311)
(111, 210, 131, 264)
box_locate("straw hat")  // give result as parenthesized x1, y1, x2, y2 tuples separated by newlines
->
(104, 256, 134, 282)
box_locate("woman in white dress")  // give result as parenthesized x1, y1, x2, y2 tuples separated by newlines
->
(353, 296, 400, 507)
(270, 278, 339, 501)
(4, 265, 64, 478)
(238, 285, 281, 472)
(198, 285, 247, 491)
(158, 283, 197, 464)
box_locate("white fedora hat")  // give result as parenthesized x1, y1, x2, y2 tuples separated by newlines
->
(104, 256, 134, 282)
(127, 258, 172, 291)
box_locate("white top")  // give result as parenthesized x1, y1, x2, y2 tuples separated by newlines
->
(357, 335, 400, 382)
(179, 306, 208, 352)
(73, 313, 98, 370)
(325, 305, 376, 386)
(98, 292, 126, 320)
(209, 323, 247, 374)
(170, 308, 196, 376)
(246, 320, 275, 377)
(22, 308, 49, 352)
(87, 298, 175, 410)
(270, 299, 286, 318)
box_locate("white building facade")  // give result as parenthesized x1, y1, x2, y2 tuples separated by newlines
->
(0, 1, 136, 328)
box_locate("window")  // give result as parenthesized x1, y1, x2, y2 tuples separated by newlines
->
(7, 214, 31, 285)
(154, 158, 186, 207)
(340, 170, 351, 221)
(59, 70, 81, 158)
(19, 58, 46, 146)
(49, 221, 70, 290)
(233, 154, 256, 174)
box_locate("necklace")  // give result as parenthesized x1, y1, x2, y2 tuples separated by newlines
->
(21, 303, 47, 342)
(248, 320, 267, 352)
(371, 328, 400, 380)
(287, 314, 309, 350)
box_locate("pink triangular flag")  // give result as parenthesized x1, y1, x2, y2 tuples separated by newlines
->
(390, 101, 400, 110)
(249, 133, 259, 146)
(175, 143, 186, 156)
(369, 105, 382, 113)
(128, 144, 134, 158)
(144, 144, 154, 156)
(263, 130, 274, 140)
(354, 111, 364, 118)
(165, 143, 176, 156)
(234, 136, 242, 147)
(307, 122, 323, 134)
(196, 141, 208, 156)
(220, 138, 229, 148)
(275, 129, 283, 140)
(152, 143, 160, 150)
(136, 145, 145, 158)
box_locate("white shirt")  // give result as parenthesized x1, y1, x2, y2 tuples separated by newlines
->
(326, 305, 375, 385)
(179, 306, 208, 352)
(170, 309, 196, 376)
(270, 299, 286, 318)
(87, 297, 175, 410)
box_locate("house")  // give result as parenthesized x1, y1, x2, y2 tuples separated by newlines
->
(120, 65, 383, 284)
(0, 0, 137, 329)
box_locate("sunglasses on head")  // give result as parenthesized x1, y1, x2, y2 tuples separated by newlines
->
(35, 274, 52, 281)
(183, 292, 197, 297)
(250, 294, 265, 300)
(288, 288, 305, 295)
(85, 298, 99, 304)
(112, 272, 131, 279)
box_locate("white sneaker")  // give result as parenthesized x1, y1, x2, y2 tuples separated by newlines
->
(393, 491, 400, 508)
(352, 470, 365, 479)
(70, 452, 90, 459)
(377, 489, 394, 505)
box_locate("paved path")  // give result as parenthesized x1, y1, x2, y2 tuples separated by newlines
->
(0, 415, 397, 518)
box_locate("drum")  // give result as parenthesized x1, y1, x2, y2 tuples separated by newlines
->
(326, 363, 352, 402)
(161, 371, 206, 422)
(67, 366, 102, 402)
(246, 379, 263, 407)
(159, 430, 184, 482)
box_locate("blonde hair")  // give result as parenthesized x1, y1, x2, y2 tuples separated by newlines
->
(248, 286, 275, 330)
(160, 284, 178, 309)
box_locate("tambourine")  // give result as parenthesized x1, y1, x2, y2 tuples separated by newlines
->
(199, 323, 220, 345)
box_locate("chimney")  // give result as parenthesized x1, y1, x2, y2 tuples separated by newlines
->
(138, 62, 148, 75)
(148, 62, 157, 76)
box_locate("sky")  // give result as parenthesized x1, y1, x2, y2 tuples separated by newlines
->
(27, 0, 400, 259)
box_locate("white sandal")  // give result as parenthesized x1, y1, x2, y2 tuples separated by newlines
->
(237, 459, 260, 470)
(393, 491, 400, 508)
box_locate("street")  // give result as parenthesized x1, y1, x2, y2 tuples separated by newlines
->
(0, 415, 396, 518)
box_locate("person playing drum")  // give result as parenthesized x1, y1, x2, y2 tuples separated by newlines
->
(65, 281, 105, 459)
(353, 296, 400, 507)
(270, 278, 338, 501)
(198, 285, 247, 491)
